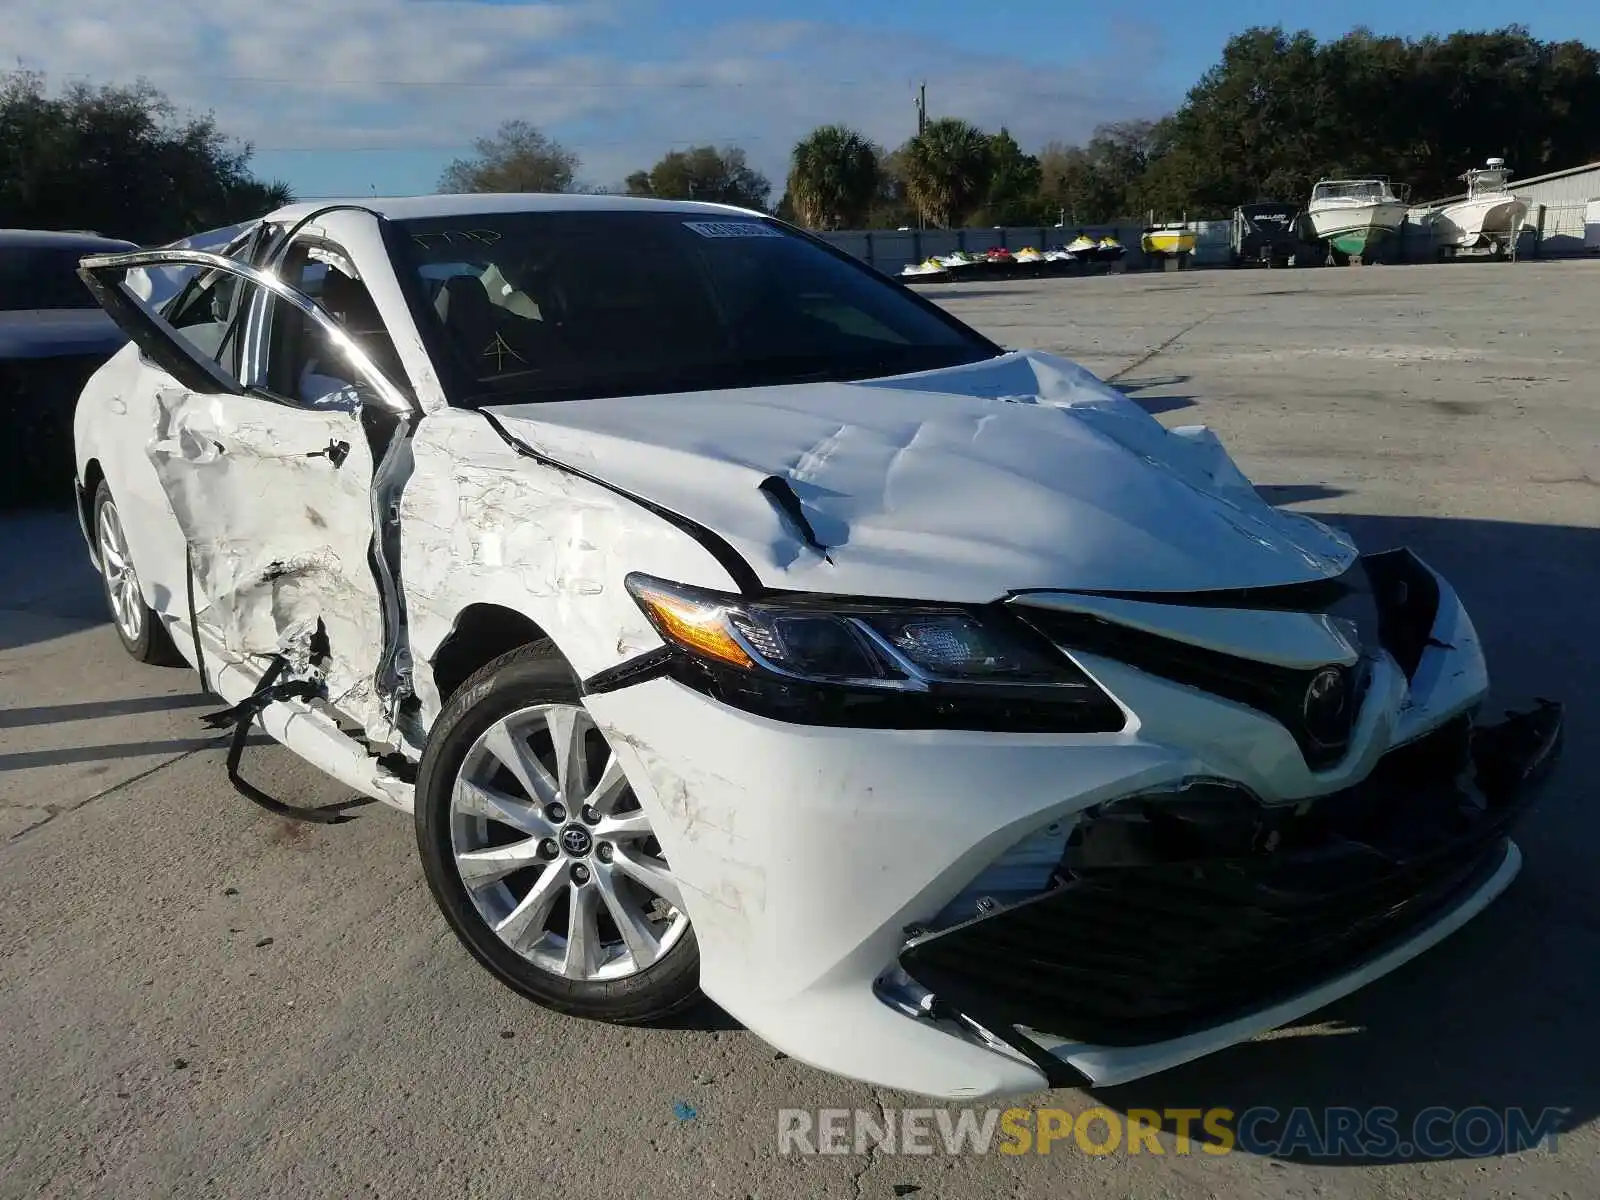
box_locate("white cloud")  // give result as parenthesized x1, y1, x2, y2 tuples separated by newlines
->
(8, 1, 1176, 194)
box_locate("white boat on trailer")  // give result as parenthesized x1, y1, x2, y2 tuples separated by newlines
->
(1431, 159, 1529, 258)
(1307, 177, 1409, 263)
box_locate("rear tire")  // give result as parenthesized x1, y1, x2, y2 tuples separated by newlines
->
(415, 640, 702, 1024)
(92, 481, 184, 665)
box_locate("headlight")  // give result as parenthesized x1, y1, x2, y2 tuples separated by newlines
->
(623, 573, 1126, 732)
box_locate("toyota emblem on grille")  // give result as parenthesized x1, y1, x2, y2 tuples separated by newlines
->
(1303, 666, 1351, 745)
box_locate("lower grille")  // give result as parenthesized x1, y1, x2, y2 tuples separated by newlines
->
(903, 832, 1506, 1048)
(899, 703, 1560, 1050)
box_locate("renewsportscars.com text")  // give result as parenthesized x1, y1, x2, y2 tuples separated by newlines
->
(777, 1105, 1566, 1159)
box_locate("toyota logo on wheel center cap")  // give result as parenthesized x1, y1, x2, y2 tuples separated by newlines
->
(560, 825, 593, 856)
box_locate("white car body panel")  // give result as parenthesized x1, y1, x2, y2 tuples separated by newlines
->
(75, 344, 193, 621)
(398, 407, 729, 724)
(483, 350, 1357, 601)
(69, 194, 1547, 1101)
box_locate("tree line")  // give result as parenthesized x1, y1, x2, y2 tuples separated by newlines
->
(0, 71, 291, 244)
(3, 25, 1596, 244)
(447, 26, 1600, 228)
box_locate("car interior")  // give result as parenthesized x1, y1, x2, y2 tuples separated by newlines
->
(265, 252, 409, 405)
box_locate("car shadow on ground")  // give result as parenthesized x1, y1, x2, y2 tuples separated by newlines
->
(1112, 375, 1199, 416)
(0, 692, 216, 728)
(0, 733, 263, 771)
(0, 508, 107, 651)
(1255, 483, 1351, 505)
(1091, 513, 1600, 1165)
(653, 998, 745, 1033)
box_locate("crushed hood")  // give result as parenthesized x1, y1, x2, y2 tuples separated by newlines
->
(484, 350, 1356, 602)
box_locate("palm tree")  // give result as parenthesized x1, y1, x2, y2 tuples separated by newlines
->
(786, 125, 880, 230)
(902, 117, 992, 228)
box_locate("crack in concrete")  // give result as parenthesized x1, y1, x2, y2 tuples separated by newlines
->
(849, 1092, 891, 1200)
(1107, 310, 1225, 384)
(5, 746, 210, 843)
(1526, 419, 1600, 490)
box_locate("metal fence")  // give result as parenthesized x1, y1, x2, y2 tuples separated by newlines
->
(1529, 203, 1597, 255)
(1389, 203, 1597, 261)
(816, 225, 1144, 276)
(817, 204, 1597, 276)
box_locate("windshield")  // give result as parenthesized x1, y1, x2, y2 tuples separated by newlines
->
(1312, 181, 1394, 203)
(394, 211, 998, 405)
(0, 246, 102, 311)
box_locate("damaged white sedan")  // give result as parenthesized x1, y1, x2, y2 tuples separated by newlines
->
(73, 195, 1561, 1099)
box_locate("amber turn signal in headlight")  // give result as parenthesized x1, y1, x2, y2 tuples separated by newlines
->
(627, 577, 753, 669)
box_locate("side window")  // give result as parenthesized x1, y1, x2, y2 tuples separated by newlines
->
(250, 242, 408, 409)
(154, 226, 265, 370)
(165, 270, 244, 364)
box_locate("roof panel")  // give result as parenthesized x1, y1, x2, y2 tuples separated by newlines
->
(265, 193, 769, 225)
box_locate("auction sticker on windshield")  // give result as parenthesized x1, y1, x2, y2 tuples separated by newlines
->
(683, 221, 785, 238)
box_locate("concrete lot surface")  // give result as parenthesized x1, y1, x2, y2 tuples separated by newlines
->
(3, 261, 1597, 1199)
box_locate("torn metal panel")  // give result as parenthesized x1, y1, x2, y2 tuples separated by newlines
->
(200, 644, 416, 812)
(481, 349, 1358, 603)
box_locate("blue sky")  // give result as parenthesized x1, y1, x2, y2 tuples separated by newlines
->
(11, 0, 1597, 201)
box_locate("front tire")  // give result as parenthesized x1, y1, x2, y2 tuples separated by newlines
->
(415, 641, 701, 1023)
(92, 480, 183, 665)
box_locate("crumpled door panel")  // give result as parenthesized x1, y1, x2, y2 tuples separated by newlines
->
(148, 386, 389, 725)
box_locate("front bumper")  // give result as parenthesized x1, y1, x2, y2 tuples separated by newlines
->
(899, 702, 1561, 1087)
(583, 558, 1560, 1099)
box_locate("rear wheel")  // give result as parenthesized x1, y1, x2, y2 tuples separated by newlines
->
(415, 641, 701, 1023)
(92, 481, 183, 665)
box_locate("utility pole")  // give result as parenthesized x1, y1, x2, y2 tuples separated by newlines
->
(915, 81, 927, 231)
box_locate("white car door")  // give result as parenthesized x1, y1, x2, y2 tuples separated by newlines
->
(79, 247, 418, 739)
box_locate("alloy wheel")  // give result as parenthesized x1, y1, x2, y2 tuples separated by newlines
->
(97, 500, 145, 644)
(448, 703, 688, 982)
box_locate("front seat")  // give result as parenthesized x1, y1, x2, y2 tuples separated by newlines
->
(316, 269, 407, 386)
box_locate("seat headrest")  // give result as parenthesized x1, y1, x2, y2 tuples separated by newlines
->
(319, 270, 382, 332)
(440, 273, 494, 320)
